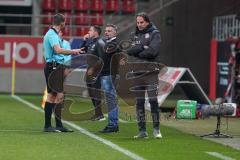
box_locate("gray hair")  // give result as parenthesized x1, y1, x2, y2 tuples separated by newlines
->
(106, 24, 118, 33)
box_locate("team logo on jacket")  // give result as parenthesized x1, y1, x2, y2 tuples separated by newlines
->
(145, 33, 150, 39)
(91, 44, 95, 50)
(105, 42, 117, 54)
(135, 41, 141, 45)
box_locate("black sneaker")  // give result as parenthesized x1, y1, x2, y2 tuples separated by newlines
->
(91, 115, 106, 121)
(43, 127, 61, 133)
(56, 127, 74, 132)
(99, 126, 119, 133)
(134, 131, 148, 139)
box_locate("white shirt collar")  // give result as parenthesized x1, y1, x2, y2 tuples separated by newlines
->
(106, 37, 116, 43)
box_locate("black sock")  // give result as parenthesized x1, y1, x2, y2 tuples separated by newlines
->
(54, 103, 63, 128)
(95, 103, 103, 117)
(44, 102, 54, 128)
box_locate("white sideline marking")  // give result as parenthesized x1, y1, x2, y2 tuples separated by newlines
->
(206, 152, 236, 160)
(0, 129, 42, 133)
(12, 95, 145, 160)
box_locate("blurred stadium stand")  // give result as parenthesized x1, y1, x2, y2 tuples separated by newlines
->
(0, 0, 156, 37)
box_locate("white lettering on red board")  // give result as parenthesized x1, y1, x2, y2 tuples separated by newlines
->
(0, 43, 11, 63)
(0, 37, 44, 68)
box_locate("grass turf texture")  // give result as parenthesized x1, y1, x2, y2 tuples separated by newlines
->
(0, 95, 239, 160)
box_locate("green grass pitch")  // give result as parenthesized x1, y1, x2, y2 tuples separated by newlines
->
(0, 95, 239, 160)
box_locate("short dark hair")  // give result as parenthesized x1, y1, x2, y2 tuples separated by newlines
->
(136, 12, 150, 23)
(106, 24, 118, 33)
(53, 13, 65, 25)
(92, 25, 102, 35)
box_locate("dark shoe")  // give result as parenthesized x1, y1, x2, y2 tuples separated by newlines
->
(56, 127, 74, 132)
(91, 114, 106, 121)
(134, 131, 148, 139)
(43, 127, 61, 133)
(99, 126, 119, 133)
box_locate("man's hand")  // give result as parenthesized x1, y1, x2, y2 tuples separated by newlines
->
(71, 48, 85, 54)
(83, 33, 90, 40)
(79, 47, 86, 54)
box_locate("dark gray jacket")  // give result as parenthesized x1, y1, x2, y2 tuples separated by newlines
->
(127, 23, 161, 63)
(87, 37, 105, 59)
(86, 37, 105, 77)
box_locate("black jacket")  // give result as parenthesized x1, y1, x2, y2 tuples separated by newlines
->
(86, 37, 105, 77)
(101, 37, 120, 76)
(127, 23, 161, 63)
(86, 37, 105, 59)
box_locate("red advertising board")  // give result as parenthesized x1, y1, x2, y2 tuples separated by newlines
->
(0, 36, 45, 69)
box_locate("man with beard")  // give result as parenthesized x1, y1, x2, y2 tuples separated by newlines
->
(126, 12, 162, 139)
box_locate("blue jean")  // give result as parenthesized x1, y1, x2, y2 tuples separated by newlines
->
(101, 75, 119, 127)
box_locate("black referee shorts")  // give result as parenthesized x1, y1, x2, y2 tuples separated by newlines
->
(44, 62, 65, 93)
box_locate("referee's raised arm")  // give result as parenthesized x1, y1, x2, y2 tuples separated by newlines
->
(53, 44, 83, 55)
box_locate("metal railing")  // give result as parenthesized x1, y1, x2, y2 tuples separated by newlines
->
(0, 13, 104, 36)
(0, 12, 138, 36)
(0, 0, 141, 36)
(213, 14, 240, 41)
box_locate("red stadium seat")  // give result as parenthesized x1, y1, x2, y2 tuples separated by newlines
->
(91, 13, 104, 25)
(76, 28, 81, 36)
(62, 12, 73, 25)
(122, 0, 136, 14)
(43, 26, 51, 35)
(59, 0, 73, 11)
(63, 27, 71, 37)
(75, 12, 89, 25)
(42, 11, 55, 24)
(91, 0, 103, 12)
(106, 0, 119, 13)
(76, 0, 90, 12)
(76, 27, 89, 37)
(42, 0, 56, 11)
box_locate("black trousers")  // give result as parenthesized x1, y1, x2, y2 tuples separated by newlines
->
(134, 71, 160, 131)
(86, 76, 103, 116)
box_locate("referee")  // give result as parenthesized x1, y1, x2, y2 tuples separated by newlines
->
(43, 13, 83, 132)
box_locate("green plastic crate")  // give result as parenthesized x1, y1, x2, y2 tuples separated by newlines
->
(176, 100, 197, 119)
